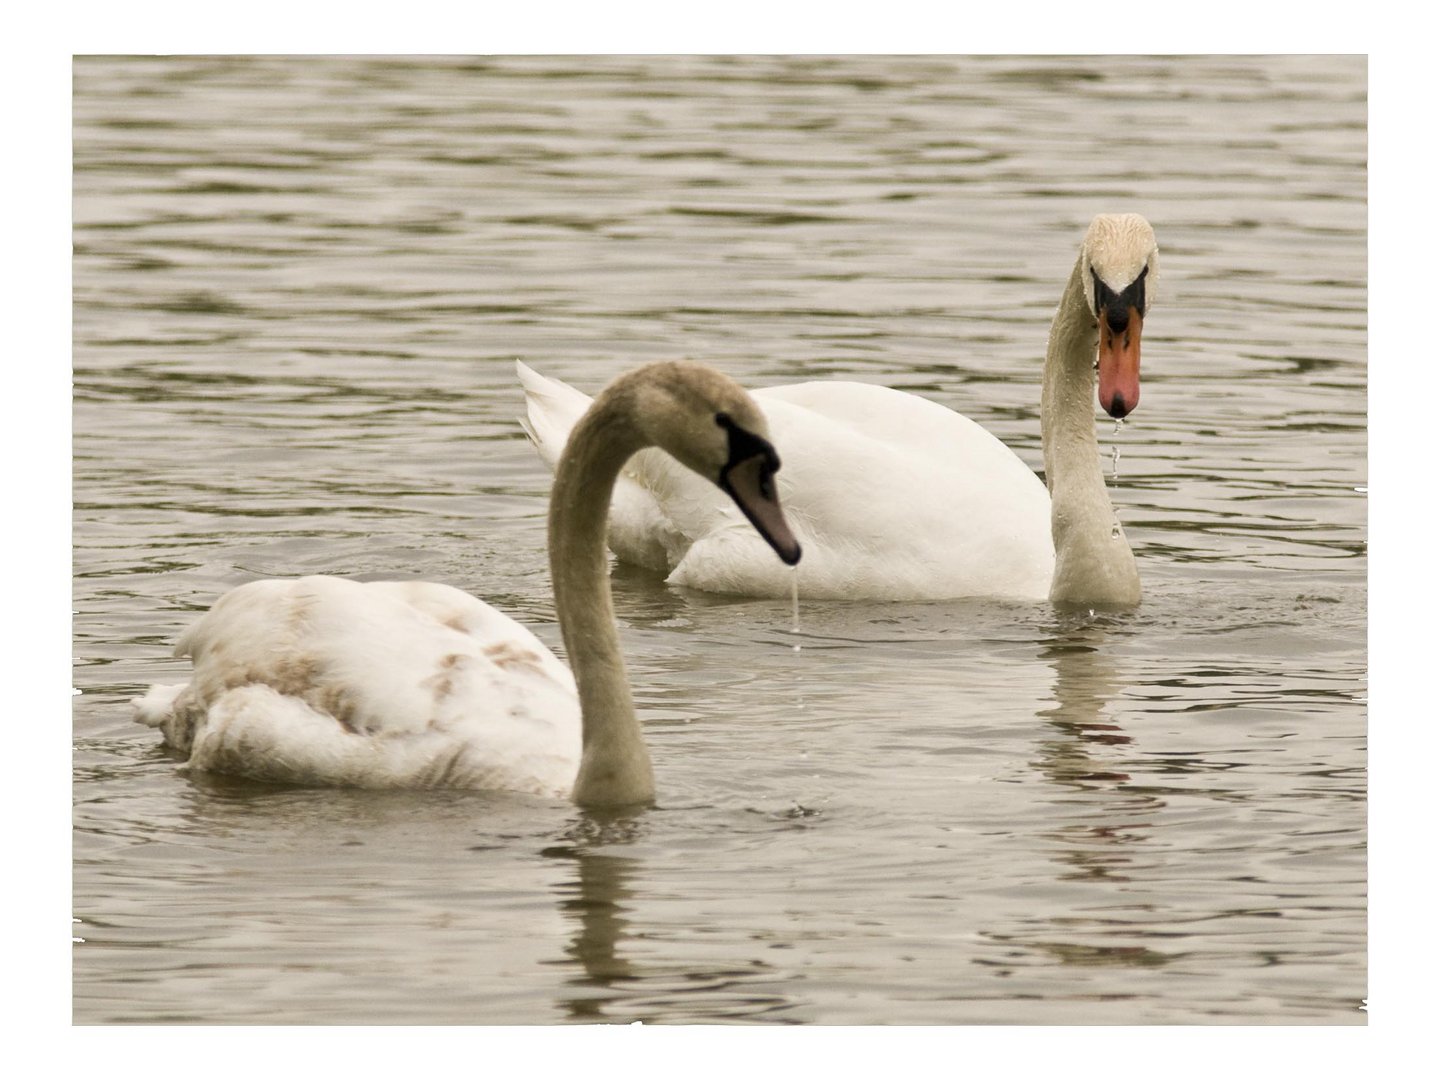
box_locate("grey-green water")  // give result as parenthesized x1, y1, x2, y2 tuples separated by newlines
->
(72, 54, 1366, 1024)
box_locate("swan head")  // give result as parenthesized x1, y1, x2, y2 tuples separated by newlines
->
(623, 361, 803, 566)
(1079, 213, 1158, 419)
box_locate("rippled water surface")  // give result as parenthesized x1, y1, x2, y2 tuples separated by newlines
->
(72, 55, 1367, 1024)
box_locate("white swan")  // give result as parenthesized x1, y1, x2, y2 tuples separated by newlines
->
(134, 361, 802, 806)
(520, 213, 1157, 605)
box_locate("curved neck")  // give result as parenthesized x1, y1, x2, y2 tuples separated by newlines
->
(549, 389, 656, 806)
(1040, 257, 1140, 605)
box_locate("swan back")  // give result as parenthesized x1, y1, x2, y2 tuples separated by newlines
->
(138, 576, 580, 792)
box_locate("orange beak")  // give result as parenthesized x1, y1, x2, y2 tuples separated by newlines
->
(1097, 306, 1142, 418)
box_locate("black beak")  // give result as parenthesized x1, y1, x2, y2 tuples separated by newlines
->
(719, 453, 802, 566)
(714, 415, 802, 566)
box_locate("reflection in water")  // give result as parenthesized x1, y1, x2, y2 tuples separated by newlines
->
(543, 811, 647, 1021)
(989, 937, 1176, 972)
(1034, 613, 1147, 791)
(1000, 614, 1178, 974)
(544, 812, 800, 1024)
(1035, 614, 1159, 882)
(548, 847, 641, 1020)
(607, 563, 692, 629)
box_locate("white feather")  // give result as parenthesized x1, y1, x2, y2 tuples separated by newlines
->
(136, 576, 580, 793)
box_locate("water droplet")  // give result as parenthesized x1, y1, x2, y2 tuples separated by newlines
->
(1114, 417, 1125, 434)
(1111, 523, 1121, 539)
(789, 566, 801, 642)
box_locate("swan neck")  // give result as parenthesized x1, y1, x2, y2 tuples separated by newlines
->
(1042, 259, 1102, 482)
(1040, 256, 1140, 605)
(549, 395, 656, 806)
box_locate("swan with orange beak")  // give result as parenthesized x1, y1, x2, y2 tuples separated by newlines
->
(522, 214, 1160, 606)
(1041, 212, 1159, 605)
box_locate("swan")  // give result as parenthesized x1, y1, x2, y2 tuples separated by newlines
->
(133, 361, 803, 806)
(520, 213, 1157, 605)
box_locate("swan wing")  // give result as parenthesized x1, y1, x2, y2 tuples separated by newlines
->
(667, 383, 1052, 598)
(135, 576, 580, 793)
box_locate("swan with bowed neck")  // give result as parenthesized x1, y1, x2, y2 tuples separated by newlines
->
(134, 361, 802, 807)
(520, 214, 1156, 605)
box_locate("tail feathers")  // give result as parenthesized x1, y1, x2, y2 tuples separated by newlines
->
(134, 683, 185, 728)
(133, 683, 197, 752)
(516, 361, 591, 471)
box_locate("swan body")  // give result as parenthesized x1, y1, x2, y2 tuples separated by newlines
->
(134, 577, 583, 794)
(521, 365, 1052, 599)
(136, 362, 801, 805)
(520, 214, 1157, 605)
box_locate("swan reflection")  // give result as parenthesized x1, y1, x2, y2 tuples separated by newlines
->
(978, 614, 1177, 974)
(543, 812, 799, 1024)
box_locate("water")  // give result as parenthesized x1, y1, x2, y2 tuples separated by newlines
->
(790, 568, 802, 643)
(72, 55, 1366, 1025)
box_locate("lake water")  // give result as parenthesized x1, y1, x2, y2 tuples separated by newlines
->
(72, 54, 1367, 1025)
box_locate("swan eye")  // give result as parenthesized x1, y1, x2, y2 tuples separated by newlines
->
(715, 411, 731, 428)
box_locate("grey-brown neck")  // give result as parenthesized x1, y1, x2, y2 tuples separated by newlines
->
(548, 382, 656, 806)
(1040, 257, 1141, 606)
